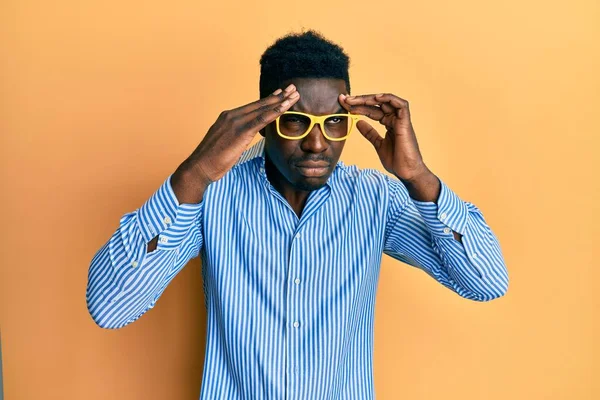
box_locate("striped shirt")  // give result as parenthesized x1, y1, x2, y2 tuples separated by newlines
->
(86, 138, 508, 399)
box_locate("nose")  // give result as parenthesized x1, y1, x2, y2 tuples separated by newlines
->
(300, 122, 328, 153)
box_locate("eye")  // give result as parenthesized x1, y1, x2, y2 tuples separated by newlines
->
(325, 116, 346, 125)
(281, 114, 309, 125)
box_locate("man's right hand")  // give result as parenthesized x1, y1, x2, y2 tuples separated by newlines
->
(147, 84, 299, 252)
(171, 84, 300, 205)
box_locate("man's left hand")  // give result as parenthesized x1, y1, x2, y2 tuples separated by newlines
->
(340, 93, 441, 203)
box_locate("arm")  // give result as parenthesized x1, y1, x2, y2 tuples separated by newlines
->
(383, 174, 509, 301)
(340, 92, 508, 300)
(86, 84, 301, 329)
(86, 173, 205, 329)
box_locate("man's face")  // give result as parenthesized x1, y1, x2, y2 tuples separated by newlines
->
(262, 78, 348, 192)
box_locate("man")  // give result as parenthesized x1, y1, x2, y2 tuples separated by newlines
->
(87, 31, 508, 399)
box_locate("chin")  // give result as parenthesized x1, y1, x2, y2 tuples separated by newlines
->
(294, 177, 329, 191)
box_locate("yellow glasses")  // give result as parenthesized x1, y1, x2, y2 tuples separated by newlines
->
(275, 111, 360, 141)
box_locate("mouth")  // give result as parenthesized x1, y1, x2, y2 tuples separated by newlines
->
(296, 162, 330, 177)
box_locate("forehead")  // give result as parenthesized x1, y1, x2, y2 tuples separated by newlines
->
(285, 78, 347, 115)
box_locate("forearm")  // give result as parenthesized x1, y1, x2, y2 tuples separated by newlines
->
(87, 227, 183, 329)
(385, 175, 508, 301)
(87, 175, 204, 328)
(399, 167, 440, 203)
(423, 210, 508, 300)
(401, 169, 464, 243)
(146, 163, 209, 253)
(410, 179, 508, 300)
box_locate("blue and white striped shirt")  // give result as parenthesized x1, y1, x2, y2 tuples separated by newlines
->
(87, 138, 508, 399)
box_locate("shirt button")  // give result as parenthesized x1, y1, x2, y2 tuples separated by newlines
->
(293, 321, 300, 328)
(443, 227, 451, 234)
(131, 261, 139, 268)
(472, 253, 478, 259)
(259, 167, 265, 174)
(163, 216, 172, 225)
(294, 278, 301, 285)
(159, 236, 169, 244)
(295, 233, 301, 239)
(440, 212, 447, 221)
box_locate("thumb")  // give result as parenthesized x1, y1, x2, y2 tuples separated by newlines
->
(356, 120, 383, 151)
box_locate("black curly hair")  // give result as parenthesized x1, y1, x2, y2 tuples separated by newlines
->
(259, 30, 351, 98)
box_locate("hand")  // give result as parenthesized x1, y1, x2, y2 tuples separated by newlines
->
(170, 84, 300, 205)
(339, 93, 428, 182)
(183, 84, 300, 184)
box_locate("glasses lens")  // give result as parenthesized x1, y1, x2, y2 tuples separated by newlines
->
(324, 115, 350, 139)
(279, 113, 311, 137)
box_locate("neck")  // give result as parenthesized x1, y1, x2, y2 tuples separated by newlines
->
(264, 155, 311, 218)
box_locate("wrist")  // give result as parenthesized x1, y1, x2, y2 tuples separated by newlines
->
(399, 168, 441, 203)
(397, 165, 431, 185)
(171, 161, 212, 205)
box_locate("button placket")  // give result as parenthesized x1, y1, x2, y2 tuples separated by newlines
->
(287, 229, 304, 387)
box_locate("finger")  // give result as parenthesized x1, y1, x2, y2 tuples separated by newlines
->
(342, 94, 384, 107)
(339, 94, 385, 120)
(379, 102, 395, 115)
(341, 94, 395, 115)
(347, 105, 385, 121)
(231, 84, 298, 115)
(345, 93, 410, 117)
(374, 93, 409, 111)
(240, 91, 300, 133)
(340, 100, 384, 122)
(339, 93, 352, 111)
(356, 120, 384, 150)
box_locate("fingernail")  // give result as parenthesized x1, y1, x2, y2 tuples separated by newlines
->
(340, 94, 346, 100)
(289, 91, 299, 98)
(273, 89, 282, 95)
(281, 100, 290, 107)
(376, 93, 384, 97)
(285, 84, 295, 92)
(346, 96, 355, 100)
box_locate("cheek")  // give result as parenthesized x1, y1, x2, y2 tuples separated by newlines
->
(265, 129, 298, 164)
(331, 142, 346, 160)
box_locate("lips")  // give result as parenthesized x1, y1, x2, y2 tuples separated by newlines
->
(296, 162, 330, 168)
(296, 162, 330, 177)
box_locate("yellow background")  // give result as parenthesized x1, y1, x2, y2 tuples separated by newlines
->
(1, 0, 598, 399)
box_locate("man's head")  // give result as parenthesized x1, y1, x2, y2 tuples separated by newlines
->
(259, 31, 351, 192)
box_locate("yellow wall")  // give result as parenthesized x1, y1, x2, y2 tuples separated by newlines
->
(1, 0, 598, 399)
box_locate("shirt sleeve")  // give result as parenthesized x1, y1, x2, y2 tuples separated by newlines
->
(86, 174, 204, 329)
(383, 175, 509, 301)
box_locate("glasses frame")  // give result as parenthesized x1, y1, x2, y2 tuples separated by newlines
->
(275, 111, 360, 141)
